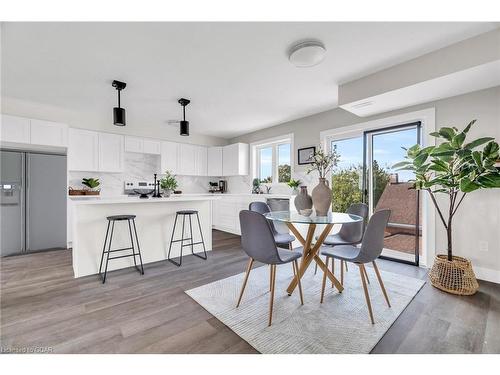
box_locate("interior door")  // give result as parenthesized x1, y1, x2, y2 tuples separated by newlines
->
(0, 151, 25, 256)
(363, 122, 421, 265)
(27, 153, 67, 251)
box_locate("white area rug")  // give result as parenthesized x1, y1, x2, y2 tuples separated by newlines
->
(186, 261, 425, 353)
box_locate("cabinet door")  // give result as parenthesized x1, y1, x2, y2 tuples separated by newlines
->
(160, 141, 178, 174)
(222, 144, 239, 176)
(207, 147, 223, 176)
(177, 143, 196, 175)
(0, 114, 30, 144)
(68, 128, 99, 171)
(30, 119, 68, 147)
(124, 136, 143, 153)
(143, 139, 161, 155)
(98, 133, 124, 173)
(195, 146, 208, 176)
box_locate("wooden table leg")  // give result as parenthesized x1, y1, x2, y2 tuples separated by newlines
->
(286, 223, 344, 294)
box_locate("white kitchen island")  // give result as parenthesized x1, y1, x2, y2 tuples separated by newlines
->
(70, 195, 220, 278)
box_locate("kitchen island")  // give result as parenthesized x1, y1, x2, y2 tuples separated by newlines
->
(70, 195, 220, 278)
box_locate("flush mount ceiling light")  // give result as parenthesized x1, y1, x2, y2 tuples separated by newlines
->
(112, 80, 127, 126)
(178, 98, 191, 136)
(288, 40, 326, 68)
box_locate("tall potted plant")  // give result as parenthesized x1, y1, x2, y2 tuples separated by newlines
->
(394, 120, 500, 295)
(307, 146, 340, 216)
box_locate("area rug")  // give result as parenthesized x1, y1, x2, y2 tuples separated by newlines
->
(186, 262, 425, 353)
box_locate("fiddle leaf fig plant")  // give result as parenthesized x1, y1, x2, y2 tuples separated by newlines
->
(393, 120, 500, 261)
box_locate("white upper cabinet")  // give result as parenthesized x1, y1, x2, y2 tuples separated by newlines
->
(68, 128, 99, 171)
(160, 141, 178, 174)
(124, 136, 143, 153)
(30, 119, 68, 147)
(207, 146, 223, 176)
(177, 143, 197, 176)
(222, 143, 249, 176)
(125, 136, 161, 155)
(143, 139, 161, 155)
(98, 133, 124, 173)
(0, 114, 30, 144)
(195, 146, 208, 176)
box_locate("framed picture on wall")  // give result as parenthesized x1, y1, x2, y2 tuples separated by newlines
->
(297, 146, 316, 165)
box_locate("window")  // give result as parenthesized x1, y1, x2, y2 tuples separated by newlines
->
(255, 137, 292, 184)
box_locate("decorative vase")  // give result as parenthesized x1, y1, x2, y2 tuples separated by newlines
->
(311, 178, 332, 216)
(163, 189, 172, 197)
(429, 254, 479, 295)
(294, 186, 313, 213)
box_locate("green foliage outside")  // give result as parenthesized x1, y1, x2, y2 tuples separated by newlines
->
(278, 164, 291, 183)
(331, 160, 390, 212)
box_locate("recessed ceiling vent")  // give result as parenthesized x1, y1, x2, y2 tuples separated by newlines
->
(289, 40, 326, 68)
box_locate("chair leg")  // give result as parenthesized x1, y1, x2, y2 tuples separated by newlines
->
(269, 265, 272, 291)
(102, 221, 115, 284)
(372, 261, 391, 307)
(359, 264, 375, 324)
(320, 257, 330, 303)
(314, 261, 318, 275)
(340, 260, 344, 285)
(194, 212, 208, 259)
(331, 257, 335, 288)
(99, 220, 110, 276)
(293, 259, 304, 305)
(345, 261, 348, 272)
(236, 258, 254, 307)
(269, 264, 276, 326)
(363, 265, 370, 284)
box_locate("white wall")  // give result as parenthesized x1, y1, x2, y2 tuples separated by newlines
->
(230, 86, 500, 282)
(1, 97, 228, 147)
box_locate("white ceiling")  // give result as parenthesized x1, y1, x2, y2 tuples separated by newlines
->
(1, 22, 498, 139)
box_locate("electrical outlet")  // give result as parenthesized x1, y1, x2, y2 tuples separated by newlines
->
(479, 241, 489, 252)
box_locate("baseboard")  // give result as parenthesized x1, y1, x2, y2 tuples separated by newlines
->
(473, 265, 500, 284)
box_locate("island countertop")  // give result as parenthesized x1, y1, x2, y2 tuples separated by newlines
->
(69, 195, 222, 205)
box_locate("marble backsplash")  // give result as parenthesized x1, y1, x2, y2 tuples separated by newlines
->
(226, 170, 317, 195)
(69, 153, 213, 196)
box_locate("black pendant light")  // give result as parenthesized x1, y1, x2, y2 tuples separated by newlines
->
(178, 98, 190, 136)
(112, 80, 127, 126)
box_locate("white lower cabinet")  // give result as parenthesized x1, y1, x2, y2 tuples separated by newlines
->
(212, 195, 267, 235)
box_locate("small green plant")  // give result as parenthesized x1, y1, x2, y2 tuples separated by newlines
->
(82, 178, 100, 190)
(287, 178, 301, 189)
(160, 171, 178, 191)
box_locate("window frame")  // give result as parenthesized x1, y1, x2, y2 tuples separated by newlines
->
(251, 134, 294, 185)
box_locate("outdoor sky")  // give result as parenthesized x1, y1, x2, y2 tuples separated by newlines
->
(332, 127, 418, 182)
(260, 144, 290, 180)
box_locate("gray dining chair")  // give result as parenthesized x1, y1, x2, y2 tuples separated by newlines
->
(315, 203, 369, 282)
(249, 201, 295, 250)
(319, 209, 391, 324)
(237, 210, 304, 326)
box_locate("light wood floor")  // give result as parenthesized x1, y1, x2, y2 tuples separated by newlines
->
(1, 230, 499, 354)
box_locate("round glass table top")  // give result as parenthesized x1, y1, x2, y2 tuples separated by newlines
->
(264, 211, 363, 224)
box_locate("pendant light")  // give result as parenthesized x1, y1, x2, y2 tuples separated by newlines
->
(112, 80, 127, 126)
(178, 98, 190, 136)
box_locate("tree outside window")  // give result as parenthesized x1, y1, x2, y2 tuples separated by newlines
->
(256, 140, 292, 184)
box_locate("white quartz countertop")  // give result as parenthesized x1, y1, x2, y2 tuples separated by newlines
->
(69, 195, 222, 205)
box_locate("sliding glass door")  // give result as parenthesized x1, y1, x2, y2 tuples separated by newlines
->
(330, 122, 422, 265)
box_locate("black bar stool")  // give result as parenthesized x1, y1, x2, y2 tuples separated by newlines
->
(167, 210, 207, 267)
(99, 215, 144, 283)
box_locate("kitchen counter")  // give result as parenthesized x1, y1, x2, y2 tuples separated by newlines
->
(71, 195, 216, 278)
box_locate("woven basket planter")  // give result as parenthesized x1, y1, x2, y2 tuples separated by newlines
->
(429, 255, 479, 295)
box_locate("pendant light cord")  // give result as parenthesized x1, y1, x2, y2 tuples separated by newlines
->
(117, 89, 121, 108)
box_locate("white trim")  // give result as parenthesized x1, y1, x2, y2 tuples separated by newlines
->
(250, 133, 294, 185)
(320, 108, 436, 268)
(472, 265, 500, 284)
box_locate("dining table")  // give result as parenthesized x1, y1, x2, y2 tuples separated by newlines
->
(264, 210, 363, 295)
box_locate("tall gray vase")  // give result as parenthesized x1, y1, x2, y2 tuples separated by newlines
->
(294, 186, 313, 213)
(311, 178, 332, 216)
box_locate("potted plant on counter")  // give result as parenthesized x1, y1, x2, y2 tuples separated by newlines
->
(394, 120, 500, 295)
(160, 171, 178, 197)
(82, 178, 100, 195)
(287, 178, 301, 194)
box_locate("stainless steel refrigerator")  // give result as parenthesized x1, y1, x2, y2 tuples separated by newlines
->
(1, 150, 67, 256)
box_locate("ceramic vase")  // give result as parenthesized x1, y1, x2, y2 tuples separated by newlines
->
(311, 178, 332, 216)
(294, 186, 313, 212)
